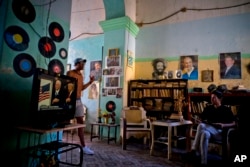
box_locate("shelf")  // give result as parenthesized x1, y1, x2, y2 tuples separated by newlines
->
(128, 79, 188, 120)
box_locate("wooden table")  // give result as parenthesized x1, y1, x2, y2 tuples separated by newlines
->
(90, 122, 119, 144)
(150, 119, 193, 160)
(16, 123, 86, 167)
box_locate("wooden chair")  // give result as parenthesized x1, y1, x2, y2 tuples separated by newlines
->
(120, 106, 152, 150)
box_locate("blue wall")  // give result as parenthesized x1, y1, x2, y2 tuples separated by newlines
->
(136, 13, 250, 59)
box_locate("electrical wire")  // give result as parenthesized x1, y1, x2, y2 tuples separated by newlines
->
(137, 1, 250, 26)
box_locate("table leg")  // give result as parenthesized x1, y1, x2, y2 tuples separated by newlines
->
(168, 126, 172, 160)
(150, 125, 155, 156)
(90, 124, 93, 141)
(107, 126, 110, 144)
(114, 126, 117, 143)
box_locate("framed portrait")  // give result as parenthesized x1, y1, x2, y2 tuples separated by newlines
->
(180, 55, 198, 80)
(201, 70, 213, 82)
(66, 64, 71, 71)
(90, 60, 102, 81)
(219, 52, 241, 79)
(108, 48, 119, 57)
(106, 55, 121, 67)
(104, 76, 120, 88)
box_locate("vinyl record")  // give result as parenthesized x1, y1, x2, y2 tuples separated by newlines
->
(168, 71, 173, 79)
(13, 53, 36, 78)
(59, 48, 67, 59)
(4, 26, 30, 51)
(12, 0, 36, 23)
(38, 37, 56, 58)
(49, 22, 64, 42)
(48, 59, 64, 75)
(106, 101, 116, 112)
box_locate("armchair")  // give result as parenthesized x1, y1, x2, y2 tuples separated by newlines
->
(120, 106, 152, 150)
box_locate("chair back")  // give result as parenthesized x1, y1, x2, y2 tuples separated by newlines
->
(122, 106, 147, 127)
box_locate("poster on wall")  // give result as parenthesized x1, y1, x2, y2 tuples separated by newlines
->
(219, 52, 241, 79)
(180, 55, 198, 80)
(90, 60, 102, 81)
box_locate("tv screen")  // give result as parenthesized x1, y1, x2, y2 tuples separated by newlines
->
(30, 68, 77, 129)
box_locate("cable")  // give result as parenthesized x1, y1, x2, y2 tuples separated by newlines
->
(137, 2, 250, 26)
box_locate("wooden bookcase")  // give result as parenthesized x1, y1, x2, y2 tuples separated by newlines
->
(127, 79, 188, 120)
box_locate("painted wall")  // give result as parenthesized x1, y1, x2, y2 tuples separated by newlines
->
(135, 13, 250, 91)
(0, 0, 72, 165)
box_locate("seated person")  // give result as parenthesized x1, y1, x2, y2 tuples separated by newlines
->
(188, 85, 236, 166)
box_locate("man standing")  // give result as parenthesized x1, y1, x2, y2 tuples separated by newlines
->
(67, 58, 95, 155)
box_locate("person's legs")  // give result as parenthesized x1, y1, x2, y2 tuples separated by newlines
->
(191, 123, 206, 151)
(75, 100, 94, 155)
(75, 116, 85, 147)
(200, 130, 211, 165)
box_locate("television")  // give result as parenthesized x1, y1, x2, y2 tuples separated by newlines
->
(30, 68, 77, 129)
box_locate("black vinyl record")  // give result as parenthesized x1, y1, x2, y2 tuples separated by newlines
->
(13, 53, 36, 78)
(12, 0, 36, 23)
(106, 101, 116, 112)
(59, 48, 67, 59)
(49, 22, 64, 42)
(38, 37, 56, 58)
(48, 59, 64, 75)
(4, 26, 30, 51)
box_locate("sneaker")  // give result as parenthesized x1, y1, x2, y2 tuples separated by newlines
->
(82, 146, 94, 155)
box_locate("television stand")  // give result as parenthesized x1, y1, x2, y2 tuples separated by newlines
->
(16, 123, 86, 167)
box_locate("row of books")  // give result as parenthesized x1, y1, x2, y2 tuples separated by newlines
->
(130, 81, 187, 88)
(130, 89, 185, 99)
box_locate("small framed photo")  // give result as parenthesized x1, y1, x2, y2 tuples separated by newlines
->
(201, 70, 213, 82)
(106, 55, 121, 67)
(127, 50, 134, 68)
(104, 76, 120, 88)
(108, 48, 119, 57)
(66, 64, 71, 71)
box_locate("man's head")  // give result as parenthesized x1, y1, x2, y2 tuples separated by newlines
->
(182, 56, 194, 71)
(207, 84, 224, 105)
(74, 58, 86, 70)
(152, 58, 167, 74)
(224, 54, 235, 67)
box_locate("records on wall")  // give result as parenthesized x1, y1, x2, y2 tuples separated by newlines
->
(49, 22, 65, 42)
(4, 26, 30, 51)
(59, 48, 67, 59)
(38, 37, 56, 58)
(48, 59, 64, 75)
(12, 0, 36, 23)
(13, 53, 36, 78)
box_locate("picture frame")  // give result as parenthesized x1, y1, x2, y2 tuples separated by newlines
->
(104, 76, 120, 88)
(66, 64, 71, 71)
(108, 48, 119, 57)
(201, 70, 214, 82)
(219, 52, 241, 79)
(127, 50, 134, 68)
(106, 55, 121, 67)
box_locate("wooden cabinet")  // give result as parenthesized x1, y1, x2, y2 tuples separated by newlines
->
(128, 79, 188, 120)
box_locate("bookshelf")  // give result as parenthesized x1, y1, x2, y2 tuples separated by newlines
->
(128, 79, 188, 120)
